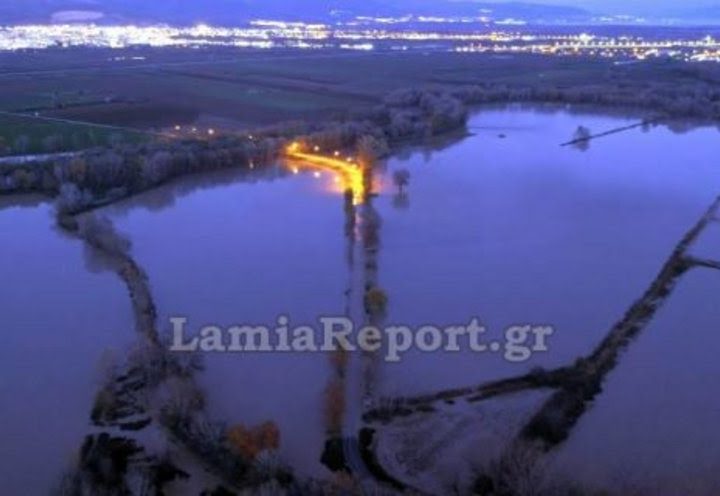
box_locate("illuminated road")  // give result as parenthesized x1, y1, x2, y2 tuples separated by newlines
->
(286, 144, 366, 204)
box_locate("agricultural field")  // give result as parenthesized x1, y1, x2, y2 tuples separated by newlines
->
(1, 46, 718, 156)
(0, 112, 147, 156)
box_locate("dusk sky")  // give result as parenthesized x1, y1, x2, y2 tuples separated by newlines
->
(545, 0, 716, 13)
(1, 0, 719, 18)
(1, 1, 720, 34)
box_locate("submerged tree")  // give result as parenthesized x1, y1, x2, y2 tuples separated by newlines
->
(572, 126, 592, 151)
(227, 422, 281, 461)
(392, 168, 411, 194)
(364, 287, 388, 318)
(323, 379, 346, 435)
(392, 192, 410, 210)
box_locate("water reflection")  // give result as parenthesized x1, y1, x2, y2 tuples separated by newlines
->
(285, 144, 366, 205)
(0, 193, 49, 212)
(107, 165, 290, 215)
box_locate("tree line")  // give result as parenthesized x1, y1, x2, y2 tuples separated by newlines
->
(0, 87, 471, 211)
(3, 79, 720, 211)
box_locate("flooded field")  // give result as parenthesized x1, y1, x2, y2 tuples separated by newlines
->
(0, 199, 133, 494)
(550, 270, 720, 495)
(1, 107, 718, 492)
(375, 107, 720, 395)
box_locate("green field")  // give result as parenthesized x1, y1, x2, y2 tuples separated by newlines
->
(0, 113, 147, 156)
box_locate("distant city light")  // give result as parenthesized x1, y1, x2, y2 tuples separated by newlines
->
(0, 22, 717, 62)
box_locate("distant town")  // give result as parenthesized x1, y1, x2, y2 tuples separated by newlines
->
(3, 20, 720, 62)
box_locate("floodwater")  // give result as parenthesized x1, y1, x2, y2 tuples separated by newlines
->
(2, 107, 719, 490)
(0, 198, 133, 494)
(375, 107, 720, 395)
(107, 167, 350, 476)
(551, 270, 720, 495)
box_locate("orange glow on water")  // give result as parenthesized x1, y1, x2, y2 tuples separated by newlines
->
(285, 146, 365, 205)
